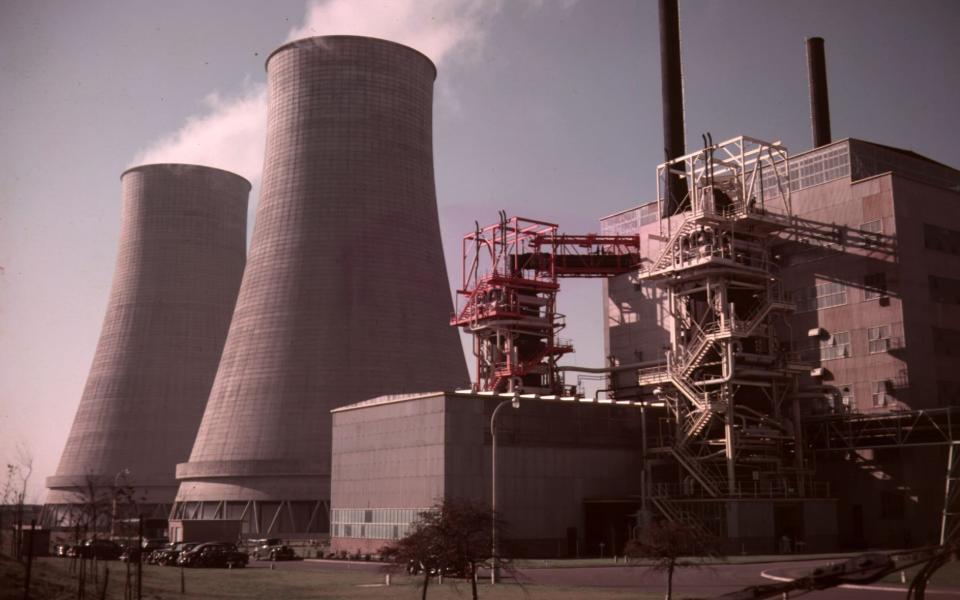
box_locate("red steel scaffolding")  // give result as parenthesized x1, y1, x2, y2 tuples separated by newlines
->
(450, 212, 641, 394)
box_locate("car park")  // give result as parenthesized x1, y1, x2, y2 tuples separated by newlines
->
(177, 542, 248, 568)
(250, 538, 297, 561)
(152, 541, 198, 566)
(119, 537, 168, 563)
(78, 539, 123, 560)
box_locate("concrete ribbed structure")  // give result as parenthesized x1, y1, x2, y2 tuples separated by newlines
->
(173, 36, 469, 535)
(44, 164, 249, 526)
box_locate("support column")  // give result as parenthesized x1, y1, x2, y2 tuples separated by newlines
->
(724, 389, 736, 495)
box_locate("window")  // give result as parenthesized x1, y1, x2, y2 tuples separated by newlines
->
(820, 331, 851, 361)
(929, 275, 960, 305)
(868, 325, 891, 354)
(924, 223, 960, 255)
(934, 327, 960, 357)
(863, 273, 887, 301)
(871, 381, 889, 407)
(860, 219, 882, 234)
(836, 385, 854, 412)
(792, 282, 848, 313)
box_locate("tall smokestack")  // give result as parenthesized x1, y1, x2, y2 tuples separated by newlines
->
(43, 164, 249, 525)
(806, 36, 832, 147)
(173, 36, 469, 536)
(659, 0, 688, 215)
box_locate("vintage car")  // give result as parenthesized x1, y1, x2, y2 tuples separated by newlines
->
(176, 542, 248, 568)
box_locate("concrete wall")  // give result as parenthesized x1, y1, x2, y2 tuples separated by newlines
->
(175, 36, 469, 527)
(782, 173, 908, 412)
(329, 393, 643, 557)
(45, 164, 248, 518)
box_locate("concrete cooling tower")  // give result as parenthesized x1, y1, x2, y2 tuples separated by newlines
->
(43, 164, 249, 527)
(172, 36, 469, 536)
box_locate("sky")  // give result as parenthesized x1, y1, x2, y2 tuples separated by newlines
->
(1, 0, 958, 501)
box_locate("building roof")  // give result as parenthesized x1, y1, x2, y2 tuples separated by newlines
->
(331, 391, 449, 413)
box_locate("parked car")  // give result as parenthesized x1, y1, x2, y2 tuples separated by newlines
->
(54, 542, 76, 557)
(152, 542, 198, 566)
(250, 538, 296, 561)
(78, 539, 123, 560)
(119, 538, 167, 563)
(177, 542, 248, 568)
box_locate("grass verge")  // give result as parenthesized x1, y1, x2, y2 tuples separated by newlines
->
(0, 554, 662, 600)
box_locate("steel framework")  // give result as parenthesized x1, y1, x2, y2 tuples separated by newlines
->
(451, 212, 640, 393)
(635, 136, 830, 536)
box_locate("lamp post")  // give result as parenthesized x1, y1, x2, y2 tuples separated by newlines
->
(490, 394, 519, 584)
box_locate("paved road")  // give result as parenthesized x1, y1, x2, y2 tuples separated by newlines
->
(267, 557, 960, 599)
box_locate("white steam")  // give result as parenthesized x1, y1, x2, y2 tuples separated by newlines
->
(131, 0, 509, 181)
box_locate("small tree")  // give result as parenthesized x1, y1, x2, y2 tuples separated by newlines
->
(2, 444, 34, 558)
(624, 520, 722, 600)
(381, 498, 510, 600)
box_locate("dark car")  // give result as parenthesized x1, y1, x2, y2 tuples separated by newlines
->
(78, 539, 123, 560)
(152, 542, 198, 566)
(177, 542, 248, 569)
(119, 537, 168, 563)
(250, 538, 296, 561)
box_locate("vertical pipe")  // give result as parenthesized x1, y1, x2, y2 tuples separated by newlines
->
(136, 516, 143, 600)
(724, 391, 736, 495)
(806, 37, 832, 147)
(23, 519, 35, 600)
(659, 0, 688, 215)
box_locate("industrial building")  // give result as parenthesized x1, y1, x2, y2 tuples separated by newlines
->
(327, 19, 960, 555)
(43, 164, 249, 527)
(171, 36, 469, 537)
(40, 3, 959, 559)
(329, 391, 644, 556)
(327, 139, 960, 556)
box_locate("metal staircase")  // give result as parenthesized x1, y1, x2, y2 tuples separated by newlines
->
(633, 136, 833, 532)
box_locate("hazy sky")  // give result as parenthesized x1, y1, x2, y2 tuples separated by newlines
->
(1, 0, 958, 501)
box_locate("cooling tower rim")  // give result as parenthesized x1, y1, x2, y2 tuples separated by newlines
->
(265, 35, 437, 79)
(121, 163, 253, 191)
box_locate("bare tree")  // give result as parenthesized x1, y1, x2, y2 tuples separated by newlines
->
(381, 498, 511, 600)
(2, 443, 34, 559)
(624, 520, 722, 600)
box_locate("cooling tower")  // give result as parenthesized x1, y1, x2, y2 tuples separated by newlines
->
(43, 164, 249, 526)
(173, 36, 469, 535)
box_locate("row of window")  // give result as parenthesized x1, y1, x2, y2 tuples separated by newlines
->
(791, 270, 890, 313)
(330, 507, 427, 540)
(808, 325, 895, 362)
(834, 381, 894, 409)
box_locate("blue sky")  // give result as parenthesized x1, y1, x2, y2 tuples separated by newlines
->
(1, 0, 958, 500)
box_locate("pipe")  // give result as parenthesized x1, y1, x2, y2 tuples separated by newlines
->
(659, 0, 688, 214)
(806, 37, 832, 147)
(557, 360, 663, 374)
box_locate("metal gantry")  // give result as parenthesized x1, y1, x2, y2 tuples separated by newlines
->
(450, 212, 640, 394)
(636, 136, 825, 534)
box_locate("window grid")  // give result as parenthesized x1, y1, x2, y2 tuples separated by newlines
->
(792, 282, 848, 313)
(868, 325, 891, 354)
(838, 385, 854, 412)
(872, 381, 889, 407)
(820, 332, 851, 361)
(330, 507, 428, 540)
(863, 272, 887, 301)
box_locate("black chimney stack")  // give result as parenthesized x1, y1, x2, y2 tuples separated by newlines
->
(658, 0, 688, 216)
(806, 37, 832, 148)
